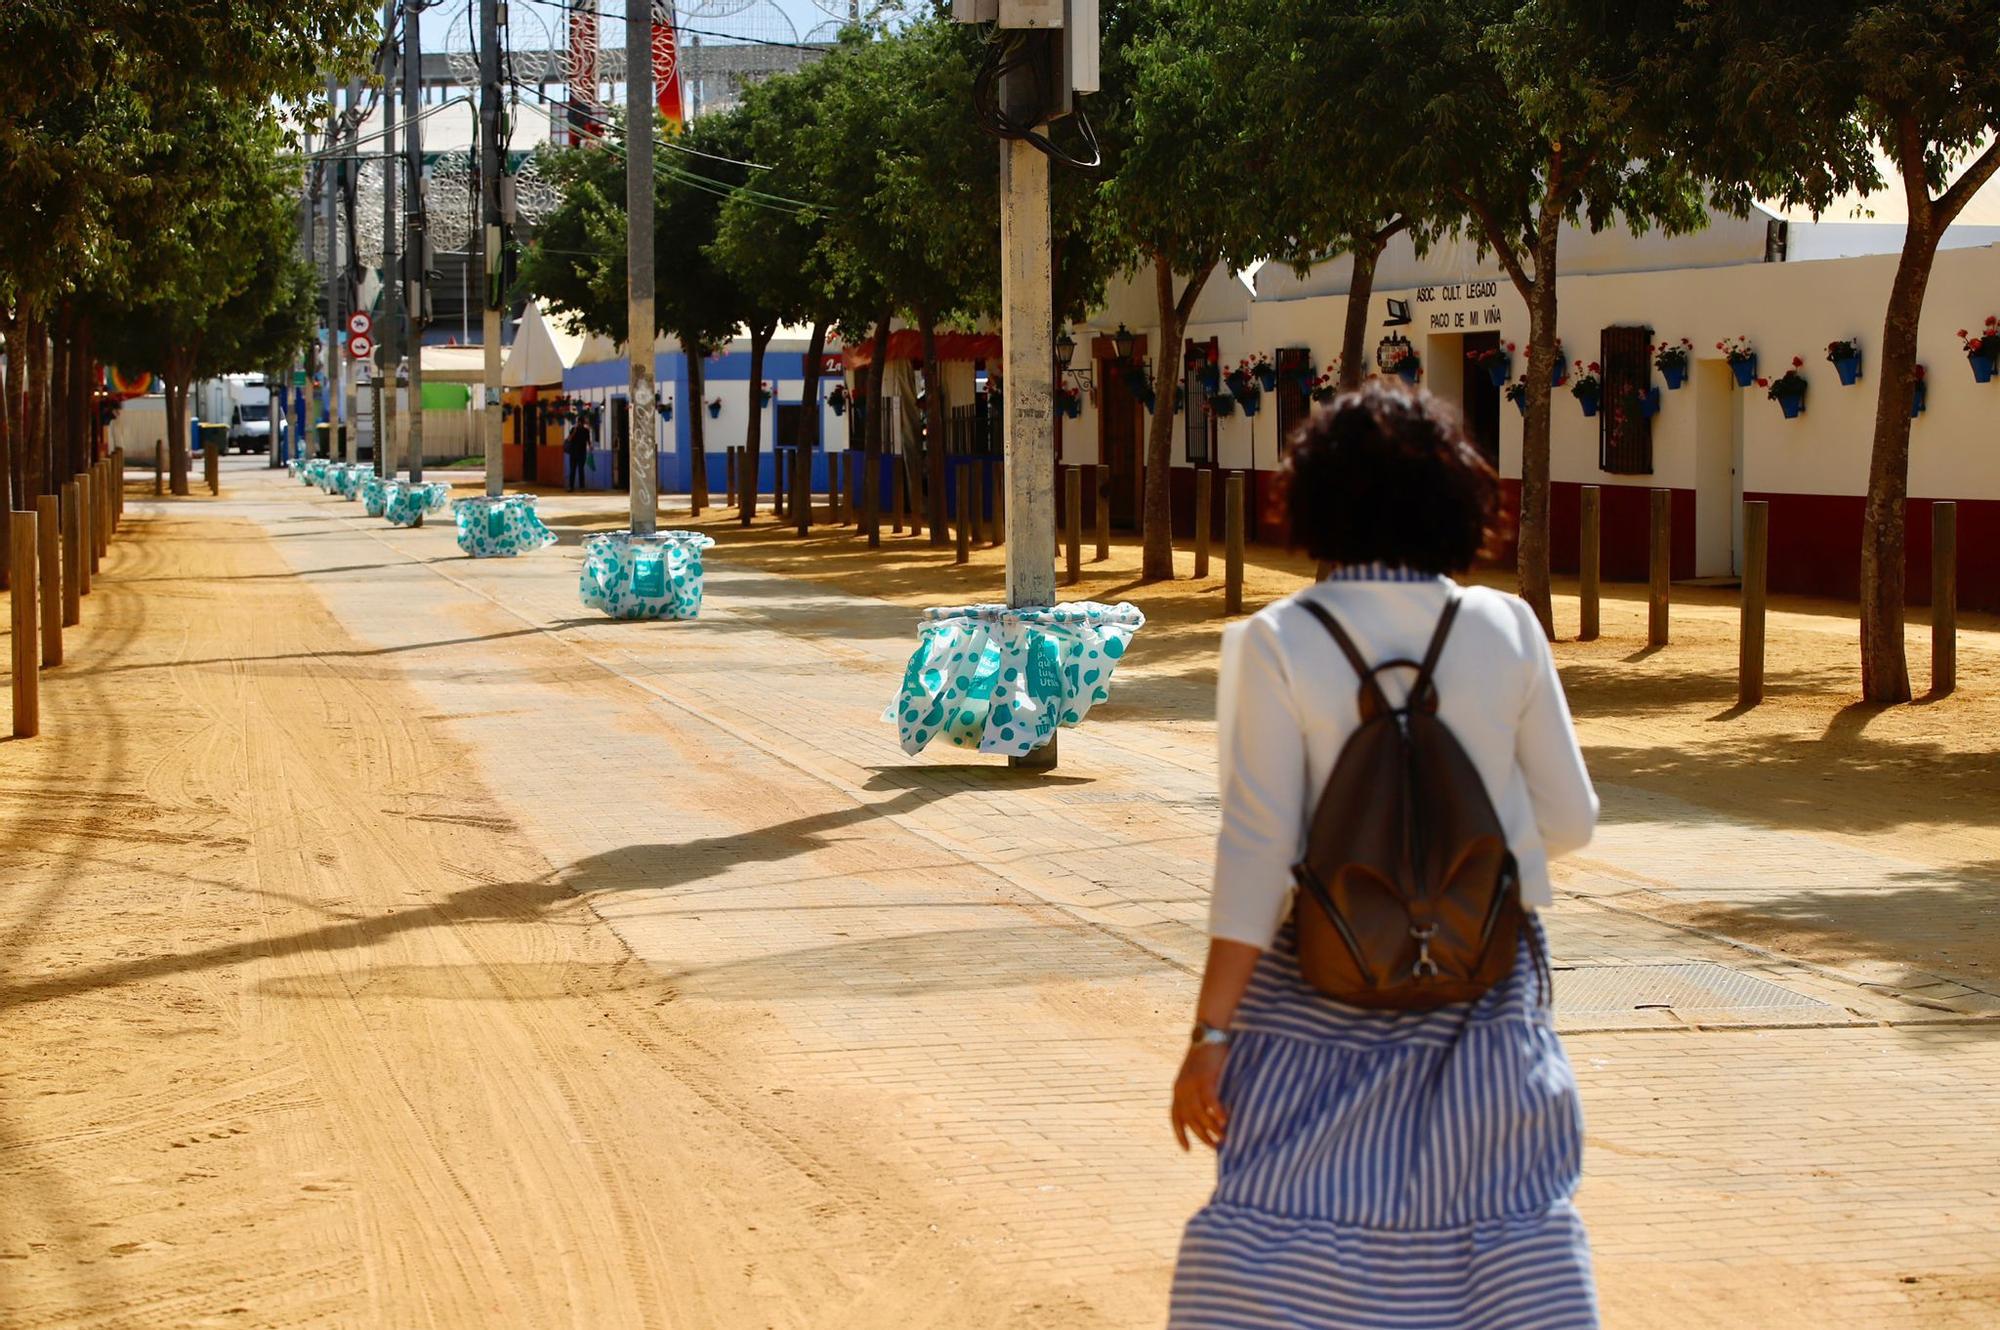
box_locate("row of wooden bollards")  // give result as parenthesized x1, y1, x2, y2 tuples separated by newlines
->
(1576, 485, 1960, 705)
(1063, 464, 1247, 614)
(10, 450, 125, 737)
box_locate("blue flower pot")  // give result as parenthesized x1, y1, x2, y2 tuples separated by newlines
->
(1551, 359, 1567, 387)
(1395, 365, 1421, 385)
(1210, 395, 1236, 417)
(1254, 368, 1277, 392)
(1971, 352, 1995, 384)
(1640, 386, 1662, 417)
(1578, 393, 1599, 419)
(1199, 365, 1220, 393)
(706, 402, 722, 419)
(1731, 355, 1757, 387)
(1512, 396, 1527, 417)
(661, 401, 673, 422)
(1778, 392, 1806, 419)
(1834, 354, 1861, 386)
(830, 400, 846, 416)
(1661, 363, 1686, 391)
(1239, 393, 1262, 417)
(1060, 399, 1081, 419)
(1485, 358, 1512, 388)
(1911, 381, 1928, 418)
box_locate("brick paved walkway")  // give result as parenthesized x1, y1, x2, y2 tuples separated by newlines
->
(238, 466, 2000, 1326)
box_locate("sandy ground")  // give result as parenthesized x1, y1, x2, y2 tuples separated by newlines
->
(658, 492, 2000, 985)
(0, 498, 1044, 1327)
(2, 466, 1995, 1328)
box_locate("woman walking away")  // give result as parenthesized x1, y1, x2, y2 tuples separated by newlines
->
(1168, 382, 1601, 1330)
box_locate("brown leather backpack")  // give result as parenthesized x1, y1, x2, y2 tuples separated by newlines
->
(1289, 591, 1525, 1009)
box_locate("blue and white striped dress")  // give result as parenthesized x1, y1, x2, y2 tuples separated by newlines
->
(1168, 917, 1597, 1329)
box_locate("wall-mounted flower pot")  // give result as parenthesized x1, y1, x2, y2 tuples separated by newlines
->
(1485, 358, 1512, 388)
(1661, 363, 1686, 391)
(660, 402, 673, 423)
(1239, 393, 1262, 417)
(829, 401, 846, 417)
(1394, 365, 1421, 385)
(1640, 386, 1662, 417)
(706, 402, 722, 419)
(1059, 399, 1081, 419)
(1777, 392, 1806, 419)
(1199, 365, 1220, 393)
(1209, 394, 1236, 417)
(1577, 393, 1600, 418)
(1911, 382, 1928, 418)
(1551, 359, 1567, 387)
(1731, 355, 1758, 387)
(1970, 351, 1995, 384)
(1833, 354, 1862, 386)
(1254, 367, 1277, 392)
(1511, 396, 1527, 417)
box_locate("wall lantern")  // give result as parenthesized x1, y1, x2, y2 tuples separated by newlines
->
(1055, 328, 1095, 402)
(1111, 323, 1136, 363)
(1054, 329, 1077, 371)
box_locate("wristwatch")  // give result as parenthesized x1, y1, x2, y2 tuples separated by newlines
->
(1190, 1020, 1233, 1048)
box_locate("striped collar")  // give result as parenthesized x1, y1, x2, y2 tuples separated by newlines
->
(1323, 562, 1440, 583)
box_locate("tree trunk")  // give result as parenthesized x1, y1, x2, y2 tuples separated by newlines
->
(739, 322, 773, 524)
(921, 317, 947, 545)
(51, 306, 71, 489)
(1516, 268, 1558, 640)
(1338, 219, 1406, 390)
(23, 311, 47, 504)
(686, 350, 707, 510)
(1859, 226, 1939, 703)
(4, 310, 24, 512)
(797, 318, 827, 536)
(166, 351, 193, 497)
(0, 317, 11, 589)
(1142, 253, 1210, 583)
(865, 309, 892, 548)
(76, 317, 95, 476)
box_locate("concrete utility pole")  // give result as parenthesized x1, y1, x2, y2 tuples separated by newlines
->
(626, 0, 658, 534)
(323, 74, 340, 460)
(404, 0, 427, 508)
(380, 0, 400, 480)
(344, 75, 364, 464)
(302, 125, 317, 459)
(479, 0, 505, 497)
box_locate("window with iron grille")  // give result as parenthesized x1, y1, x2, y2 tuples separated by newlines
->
(1274, 346, 1313, 452)
(1599, 324, 1654, 475)
(1183, 339, 1214, 465)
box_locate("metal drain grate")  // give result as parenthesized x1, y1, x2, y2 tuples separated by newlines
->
(1554, 962, 1844, 1020)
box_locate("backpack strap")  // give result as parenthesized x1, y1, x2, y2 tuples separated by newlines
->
(1408, 588, 1463, 713)
(1295, 599, 1395, 720)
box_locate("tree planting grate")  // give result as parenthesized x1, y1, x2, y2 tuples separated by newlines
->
(1554, 962, 1845, 1021)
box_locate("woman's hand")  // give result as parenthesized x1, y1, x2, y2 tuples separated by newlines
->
(1171, 1043, 1230, 1151)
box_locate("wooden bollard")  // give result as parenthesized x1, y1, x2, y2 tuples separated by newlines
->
(1739, 500, 1769, 707)
(204, 435, 219, 495)
(36, 496, 59, 667)
(1194, 467, 1212, 578)
(1064, 466, 1082, 585)
(1225, 471, 1245, 614)
(115, 448, 125, 527)
(891, 458, 905, 534)
(725, 447, 737, 507)
(794, 446, 812, 537)
(60, 483, 81, 627)
(1095, 463, 1111, 562)
(1579, 484, 1601, 641)
(992, 460, 1006, 546)
(74, 473, 92, 595)
(1934, 501, 1957, 696)
(154, 440, 165, 496)
(11, 510, 37, 738)
(773, 451, 786, 519)
(955, 466, 971, 565)
(1647, 488, 1670, 647)
(94, 462, 109, 561)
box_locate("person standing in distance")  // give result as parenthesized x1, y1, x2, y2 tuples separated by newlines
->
(564, 415, 592, 492)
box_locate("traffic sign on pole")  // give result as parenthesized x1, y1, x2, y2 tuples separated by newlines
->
(347, 311, 373, 339)
(348, 333, 374, 361)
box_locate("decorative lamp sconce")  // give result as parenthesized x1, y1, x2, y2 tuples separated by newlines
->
(1375, 333, 1414, 374)
(1055, 328, 1096, 403)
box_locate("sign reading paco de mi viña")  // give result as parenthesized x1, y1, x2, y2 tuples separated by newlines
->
(1415, 280, 1505, 332)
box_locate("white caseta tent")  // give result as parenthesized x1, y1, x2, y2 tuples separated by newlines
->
(504, 300, 587, 389)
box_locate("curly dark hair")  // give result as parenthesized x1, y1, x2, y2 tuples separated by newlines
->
(1281, 380, 1498, 574)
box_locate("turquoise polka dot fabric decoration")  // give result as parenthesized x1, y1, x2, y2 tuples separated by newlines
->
(452, 495, 558, 558)
(886, 601, 1145, 758)
(286, 457, 306, 481)
(330, 463, 366, 500)
(304, 458, 331, 488)
(578, 530, 716, 620)
(383, 480, 451, 527)
(361, 473, 389, 517)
